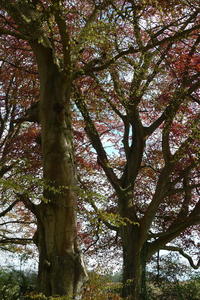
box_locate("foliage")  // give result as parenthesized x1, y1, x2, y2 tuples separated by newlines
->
(0, 268, 122, 300)
(147, 278, 200, 300)
(0, 267, 199, 300)
(147, 255, 200, 299)
(147, 253, 200, 283)
(81, 271, 122, 300)
(0, 0, 200, 298)
(0, 268, 36, 300)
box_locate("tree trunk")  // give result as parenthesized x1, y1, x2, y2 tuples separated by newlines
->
(32, 44, 87, 298)
(35, 203, 87, 298)
(120, 224, 148, 300)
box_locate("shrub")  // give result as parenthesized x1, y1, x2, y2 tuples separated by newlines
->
(0, 268, 37, 300)
(147, 277, 200, 300)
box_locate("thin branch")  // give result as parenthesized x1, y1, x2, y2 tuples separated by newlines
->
(148, 212, 200, 258)
(77, 175, 118, 232)
(16, 193, 37, 216)
(162, 246, 200, 269)
(0, 220, 35, 226)
(166, 184, 200, 197)
(0, 27, 24, 39)
(190, 95, 200, 105)
(0, 164, 15, 177)
(75, 22, 200, 76)
(0, 200, 20, 218)
(83, 233, 100, 254)
(0, 59, 38, 75)
(0, 237, 32, 245)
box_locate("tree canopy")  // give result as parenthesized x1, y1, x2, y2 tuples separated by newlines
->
(0, 1, 199, 299)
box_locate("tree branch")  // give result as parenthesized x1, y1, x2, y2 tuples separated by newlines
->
(148, 211, 200, 258)
(162, 246, 200, 269)
(53, 1, 71, 70)
(74, 88, 121, 192)
(0, 200, 20, 218)
(16, 193, 37, 216)
(0, 237, 32, 245)
(75, 21, 200, 76)
(0, 27, 24, 39)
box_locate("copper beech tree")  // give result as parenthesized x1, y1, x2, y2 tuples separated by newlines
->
(0, 0, 200, 299)
(0, 40, 40, 254)
(73, 1, 200, 299)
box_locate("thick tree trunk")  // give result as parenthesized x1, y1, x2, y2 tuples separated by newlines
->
(120, 224, 148, 300)
(32, 45, 87, 298)
(35, 203, 86, 297)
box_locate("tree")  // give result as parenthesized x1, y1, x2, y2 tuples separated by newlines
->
(0, 1, 200, 299)
(0, 0, 91, 297)
(0, 40, 39, 254)
(72, 1, 200, 299)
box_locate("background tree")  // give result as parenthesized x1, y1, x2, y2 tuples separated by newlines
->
(73, 1, 200, 299)
(0, 41, 39, 253)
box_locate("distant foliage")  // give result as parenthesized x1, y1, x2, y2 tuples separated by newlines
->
(147, 278, 200, 300)
(0, 269, 36, 300)
(0, 268, 199, 300)
(81, 271, 122, 300)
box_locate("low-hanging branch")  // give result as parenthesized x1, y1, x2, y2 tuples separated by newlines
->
(162, 245, 200, 269)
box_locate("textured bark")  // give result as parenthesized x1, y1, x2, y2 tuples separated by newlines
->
(119, 196, 147, 300)
(31, 44, 87, 298)
(120, 226, 148, 300)
(35, 205, 87, 297)
(120, 224, 142, 300)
